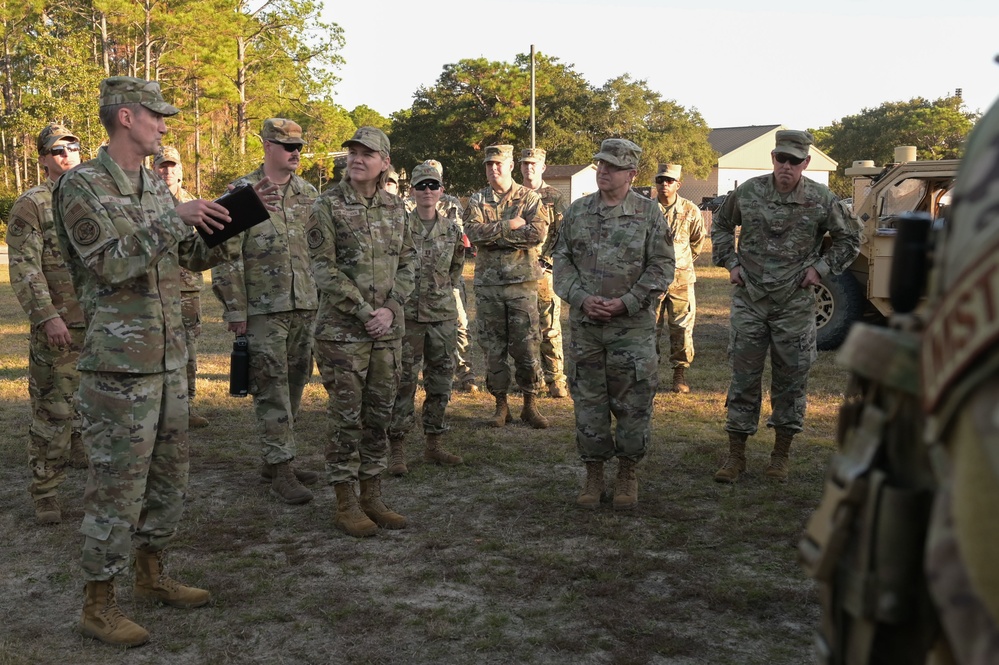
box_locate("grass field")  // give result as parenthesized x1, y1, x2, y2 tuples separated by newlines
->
(0, 254, 848, 664)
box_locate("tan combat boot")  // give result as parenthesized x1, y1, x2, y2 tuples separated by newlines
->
(765, 428, 795, 482)
(259, 462, 319, 485)
(714, 432, 748, 483)
(333, 482, 378, 537)
(492, 394, 512, 428)
(269, 461, 314, 504)
(34, 496, 61, 525)
(188, 406, 209, 428)
(388, 436, 408, 476)
(613, 458, 638, 511)
(671, 367, 690, 394)
(548, 381, 569, 398)
(359, 477, 407, 529)
(520, 393, 550, 429)
(69, 431, 89, 469)
(80, 578, 149, 647)
(133, 548, 210, 609)
(577, 461, 605, 510)
(424, 434, 462, 466)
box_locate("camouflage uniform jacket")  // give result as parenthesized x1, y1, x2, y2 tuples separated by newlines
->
(172, 187, 204, 293)
(53, 146, 232, 374)
(657, 194, 705, 286)
(6, 178, 85, 329)
(211, 166, 318, 322)
(463, 181, 549, 286)
(308, 180, 416, 342)
(405, 193, 465, 230)
(404, 208, 464, 323)
(712, 174, 860, 303)
(535, 181, 566, 268)
(553, 190, 675, 330)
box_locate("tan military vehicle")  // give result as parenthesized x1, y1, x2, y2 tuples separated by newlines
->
(814, 146, 959, 349)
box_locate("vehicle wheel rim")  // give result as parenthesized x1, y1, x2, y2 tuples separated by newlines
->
(813, 283, 834, 329)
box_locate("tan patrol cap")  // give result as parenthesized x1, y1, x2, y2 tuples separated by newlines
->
(520, 148, 546, 164)
(655, 163, 682, 180)
(593, 138, 642, 170)
(343, 126, 390, 153)
(99, 77, 179, 116)
(261, 118, 305, 145)
(411, 163, 441, 186)
(154, 145, 182, 167)
(37, 123, 79, 154)
(774, 130, 813, 160)
(386, 169, 399, 184)
(423, 159, 444, 178)
(483, 144, 514, 164)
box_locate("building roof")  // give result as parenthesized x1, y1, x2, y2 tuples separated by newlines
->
(543, 164, 595, 179)
(708, 125, 781, 156)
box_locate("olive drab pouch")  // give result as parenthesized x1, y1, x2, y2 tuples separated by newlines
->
(799, 323, 938, 665)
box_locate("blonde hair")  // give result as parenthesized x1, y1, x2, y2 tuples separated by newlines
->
(341, 148, 392, 189)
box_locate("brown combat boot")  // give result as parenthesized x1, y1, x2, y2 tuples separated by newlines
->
(613, 458, 638, 511)
(34, 496, 61, 525)
(577, 461, 605, 510)
(424, 434, 462, 466)
(259, 462, 319, 486)
(548, 381, 569, 398)
(69, 431, 89, 469)
(714, 432, 748, 483)
(520, 393, 549, 429)
(188, 409, 209, 428)
(359, 477, 407, 529)
(333, 482, 378, 537)
(671, 367, 690, 394)
(765, 428, 795, 482)
(457, 378, 479, 393)
(388, 436, 408, 476)
(133, 548, 210, 609)
(492, 394, 512, 428)
(80, 579, 149, 647)
(269, 461, 314, 505)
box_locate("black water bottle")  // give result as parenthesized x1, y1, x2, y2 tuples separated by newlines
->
(229, 334, 249, 397)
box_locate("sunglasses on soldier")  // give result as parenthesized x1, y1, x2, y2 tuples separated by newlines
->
(270, 141, 303, 153)
(774, 152, 805, 166)
(413, 181, 441, 191)
(655, 177, 677, 185)
(49, 142, 81, 157)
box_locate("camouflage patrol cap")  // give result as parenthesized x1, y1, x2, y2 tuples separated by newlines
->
(154, 145, 182, 167)
(99, 76, 180, 116)
(261, 118, 305, 145)
(423, 159, 444, 178)
(655, 163, 682, 180)
(520, 148, 546, 164)
(386, 169, 399, 184)
(774, 130, 813, 160)
(342, 126, 390, 154)
(483, 144, 514, 164)
(411, 163, 441, 186)
(37, 123, 79, 154)
(593, 138, 642, 170)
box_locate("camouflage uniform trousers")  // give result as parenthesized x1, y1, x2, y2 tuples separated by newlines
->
(537, 270, 566, 386)
(246, 309, 316, 465)
(181, 291, 202, 400)
(568, 322, 658, 462)
(725, 285, 816, 436)
(27, 325, 84, 499)
(476, 282, 543, 396)
(655, 281, 696, 368)
(315, 338, 402, 483)
(453, 280, 475, 384)
(391, 319, 457, 439)
(78, 368, 190, 581)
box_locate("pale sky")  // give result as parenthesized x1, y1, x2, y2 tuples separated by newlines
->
(323, 0, 999, 133)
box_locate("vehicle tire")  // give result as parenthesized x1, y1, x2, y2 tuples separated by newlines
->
(814, 272, 865, 351)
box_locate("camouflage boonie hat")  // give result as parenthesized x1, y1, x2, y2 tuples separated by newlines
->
(154, 145, 182, 167)
(655, 163, 682, 180)
(483, 144, 514, 164)
(520, 148, 546, 164)
(37, 123, 79, 154)
(774, 130, 813, 160)
(99, 76, 179, 116)
(423, 159, 444, 178)
(411, 163, 441, 186)
(261, 118, 305, 145)
(342, 126, 390, 154)
(386, 169, 399, 184)
(593, 138, 642, 170)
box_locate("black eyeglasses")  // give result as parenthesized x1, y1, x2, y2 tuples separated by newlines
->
(774, 153, 804, 166)
(270, 141, 303, 153)
(49, 142, 81, 157)
(655, 177, 677, 185)
(413, 181, 441, 191)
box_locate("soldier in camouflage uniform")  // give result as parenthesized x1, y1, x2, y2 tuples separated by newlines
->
(387, 162, 464, 476)
(553, 138, 674, 511)
(711, 130, 860, 483)
(7, 123, 87, 525)
(54, 77, 263, 647)
(384, 168, 400, 196)
(652, 163, 705, 394)
(308, 126, 416, 538)
(154, 145, 208, 428)
(212, 118, 320, 505)
(520, 148, 569, 398)
(464, 144, 550, 429)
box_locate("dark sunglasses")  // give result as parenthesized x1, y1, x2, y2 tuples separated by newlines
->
(413, 181, 441, 191)
(49, 142, 81, 157)
(774, 153, 804, 166)
(270, 141, 303, 153)
(655, 177, 677, 185)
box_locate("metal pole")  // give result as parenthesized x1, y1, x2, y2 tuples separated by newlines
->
(530, 44, 536, 149)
